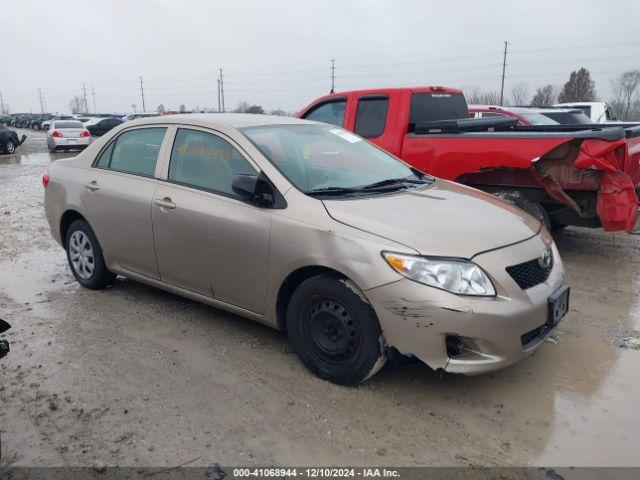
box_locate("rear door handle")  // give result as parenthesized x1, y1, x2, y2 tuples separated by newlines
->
(154, 197, 176, 210)
(84, 181, 99, 192)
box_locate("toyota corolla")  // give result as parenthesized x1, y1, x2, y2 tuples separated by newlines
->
(44, 114, 569, 384)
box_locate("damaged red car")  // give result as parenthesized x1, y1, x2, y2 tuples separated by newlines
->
(299, 87, 640, 232)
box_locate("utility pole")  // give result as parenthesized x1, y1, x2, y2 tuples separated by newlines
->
(139, 75, 146, 112)
(92, 85, 97, 113)
(330, 59, 335, 94)
(0, 92, 4, 114)
(82, 83, 88, 113)
(219, 68, 225, 113)
(38, 88, 45, 113)
(217, 78, 221, 112)
(499, 41, 508, 106)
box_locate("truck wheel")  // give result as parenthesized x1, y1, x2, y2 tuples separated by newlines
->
(65, 219, 116, 289)
(493, 190, 551, 231)
(286, 274, 386, 385)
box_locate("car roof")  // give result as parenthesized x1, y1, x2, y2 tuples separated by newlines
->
(125, 113, 318, 129)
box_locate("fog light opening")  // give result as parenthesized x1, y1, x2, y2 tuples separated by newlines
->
(446, 335, 464, 358)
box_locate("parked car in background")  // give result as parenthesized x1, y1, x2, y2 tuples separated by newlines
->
(299, 87, 640, 232)
(43, 114, 568, 384)
(0, 124, 27, 154)
(30, 114, 54, 130)
(122, 112, 160, 122)
(84, 117, 123, 136)
(42, 115, 75, 131)
(47, 120, 91, 152)
(554, 102, 619, 124)
(468, 105, 560, 125)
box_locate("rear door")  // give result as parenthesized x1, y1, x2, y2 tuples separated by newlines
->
(81, 126, 169, 278)
(152, 127, 270, 313)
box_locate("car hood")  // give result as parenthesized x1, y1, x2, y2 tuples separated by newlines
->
(322, 179, 540, 258)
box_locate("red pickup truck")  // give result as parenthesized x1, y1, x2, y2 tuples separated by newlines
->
(298, 87, 640, 232)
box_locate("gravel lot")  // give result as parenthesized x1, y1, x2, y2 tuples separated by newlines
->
(1, 127, 640, 468)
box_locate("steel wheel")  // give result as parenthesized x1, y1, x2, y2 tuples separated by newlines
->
(68, 230, 95, 280)
(301, 295, 363, 372)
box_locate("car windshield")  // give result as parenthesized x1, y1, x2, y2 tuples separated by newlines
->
(55, 121, 84, 129)
(242, 124, 428, 194)
(520, 113, 559, 125)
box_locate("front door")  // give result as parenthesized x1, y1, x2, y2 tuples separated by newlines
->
(152, 127, 270, 314)
(81, 127, 167, 278)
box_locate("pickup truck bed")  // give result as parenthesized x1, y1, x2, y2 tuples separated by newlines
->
(299, 87, 640, 232)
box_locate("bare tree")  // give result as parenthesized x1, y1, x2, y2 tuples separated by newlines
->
(246, 105, 264, 114)
(233, 101, 250, 113)
(131, 103, 137, 113)
(466, 88, 501, 105)
(531, 85, 557, 106)
(610, 70, 640, 120)
(558, 68, 597, 103)
(178, 104, 186, 113)
(69, 96, 83, 114)
(509, 82, 530, 106)
(269, 108, 288, 116)
(157, 104, 165, 114)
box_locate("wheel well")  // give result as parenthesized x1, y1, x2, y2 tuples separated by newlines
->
(59, 210, 86, 246)
(276, 266, 347, 331)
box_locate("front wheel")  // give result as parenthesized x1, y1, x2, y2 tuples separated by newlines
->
(5, 140, 15, 154)
(65, 219, 116, 289)
(286, 274, 386, 385)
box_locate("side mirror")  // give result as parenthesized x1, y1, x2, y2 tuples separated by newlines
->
(232, 173, 275, 207)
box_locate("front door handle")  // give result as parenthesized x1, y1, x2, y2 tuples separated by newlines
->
(154, 197, 176, 210)
(84, 181, 99, 192)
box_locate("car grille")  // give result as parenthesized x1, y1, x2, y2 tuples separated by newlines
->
(506, 253, 553, 290)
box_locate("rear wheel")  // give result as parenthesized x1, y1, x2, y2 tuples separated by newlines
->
(286, 274, 386, 385)
(65, 219, 116, 289)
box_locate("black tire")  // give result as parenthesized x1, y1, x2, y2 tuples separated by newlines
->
(48, 143, 57, 153)
(65, 219, 116, 289)
(493, 190, 551, 232)
(5, 140, 15, 154)
(286, 274, 386, 385)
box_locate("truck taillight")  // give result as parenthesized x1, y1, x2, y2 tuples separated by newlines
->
(42, 171, 50, 188)
(51, 131, 63, 138)
(80, 130, 90, 137)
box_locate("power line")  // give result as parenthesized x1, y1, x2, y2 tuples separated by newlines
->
(219, 68, 225, 112)
(82, 83, 88, 113)
(217, 79, 221, 112)
(499, 41, 508, 106)
(330, 59, 335, 94)
(38, 88, 45, 113)
(92, 85, 97, 112)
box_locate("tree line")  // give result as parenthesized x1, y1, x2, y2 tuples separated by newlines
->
(467, 68, 640, 120)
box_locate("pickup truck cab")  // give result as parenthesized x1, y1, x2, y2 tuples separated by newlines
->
(299, 87, 640, 232)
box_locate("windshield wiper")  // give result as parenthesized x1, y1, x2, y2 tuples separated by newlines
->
(305, 186, 361, 196)
(360, 177, 431, 190)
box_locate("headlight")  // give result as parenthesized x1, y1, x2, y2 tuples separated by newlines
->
(382, 252, 496, 296)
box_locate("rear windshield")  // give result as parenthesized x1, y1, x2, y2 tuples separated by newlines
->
(520, 113, 559, 125)
(409, 92, 468, 130)
(542, 111, 592, 125)
(54, 121, 84, 129)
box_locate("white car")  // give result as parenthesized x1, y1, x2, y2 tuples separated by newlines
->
(554, 102, 619, 124)
(47, 120, 92, 152)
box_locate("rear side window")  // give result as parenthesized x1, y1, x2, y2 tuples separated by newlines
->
(95, 142, 115, 168)
(354, 96, 388, 138)
(302, 99, 346, 127)
(409, 92, 469, 130)
(168, 128, 257, 197)
(108, 128, 166, 176)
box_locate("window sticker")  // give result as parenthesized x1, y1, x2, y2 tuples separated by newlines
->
(329, 128, 362, 143)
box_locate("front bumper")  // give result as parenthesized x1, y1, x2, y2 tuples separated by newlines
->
(366, 231, 565, 375)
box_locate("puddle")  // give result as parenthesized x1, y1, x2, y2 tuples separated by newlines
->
(0, 151, 75, 165)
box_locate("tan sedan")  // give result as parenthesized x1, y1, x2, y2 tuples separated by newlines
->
(44, 114, 569, 384)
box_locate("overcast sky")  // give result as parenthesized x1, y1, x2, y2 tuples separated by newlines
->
(2, 0, 639, 114)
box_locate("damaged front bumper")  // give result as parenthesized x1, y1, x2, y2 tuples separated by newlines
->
(366, 232, 565, 375)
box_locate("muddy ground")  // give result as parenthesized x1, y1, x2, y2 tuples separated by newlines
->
(1, 127, 640, 468)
